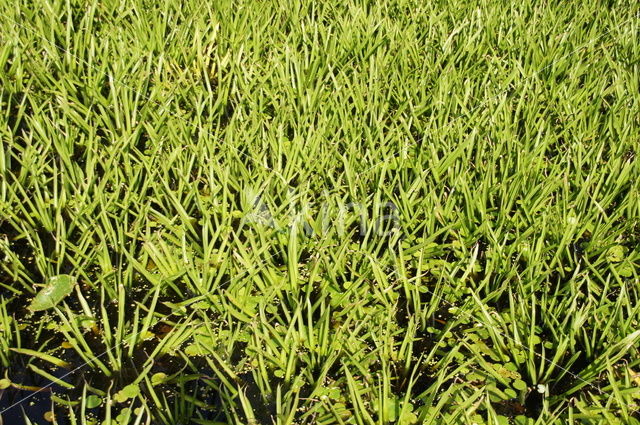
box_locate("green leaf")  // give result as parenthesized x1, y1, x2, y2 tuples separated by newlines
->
(28, 275, 77, 311)
(122, 384, 140, 398)
(606, 246, 627, 263)
(115, 407, 132, 425)
(114, 384, 140, 403)
(10, 347, 71, 368)
(399, 403, 418, 425)
(151, 373, 167, 386)
(86, 395, 102, 409)
(617, 260, 634, 277)
(515, 415, 535, 425)
(513, 379, 528, 391)
(184, 344, 205, 357)
(0, 378, 11, 389)
(497, 416, 510, 425)
(383, 398, 400, 422)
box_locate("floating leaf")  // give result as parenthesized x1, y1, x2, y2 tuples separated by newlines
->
(28, 275, 77, 311)
(515, 416, 536, 425)
(496, 415, 510, 425)
(513, 379, 528, 391)
(399, 408, 418, 425)
(151, 373, 167, 386)
(192, 301, 212, 310)
(617, 260, 635, 277)
(115, 407, 132, 425)
(505, 388, 517, 398)
(184, 344, 205, 357)
(122, 384, 140, 398)
(114, 384, 140, 403)
(606, 245, 627, 263)
(86, 395, 102, 409)
(383, 398, 401, 422)
(381, 398, 418, 424)
(493, 364, 521, 380)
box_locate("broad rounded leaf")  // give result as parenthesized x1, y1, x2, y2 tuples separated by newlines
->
(513, 379, 528, 391)
(151, 373, 167, 386)
(28, 275, 77, 311)
(114, 384, 140, 403)
(122, 384, 140, 398)
(607, 246, 627, 263)
(86, 395, 102, 409)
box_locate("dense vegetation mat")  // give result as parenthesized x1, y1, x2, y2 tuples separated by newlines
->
(1, 0, 639, 424)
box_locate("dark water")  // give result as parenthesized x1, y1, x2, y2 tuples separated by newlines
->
(0, 373, 70, 425)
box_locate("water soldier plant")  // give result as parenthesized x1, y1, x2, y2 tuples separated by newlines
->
(0, 0, 639, 424)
